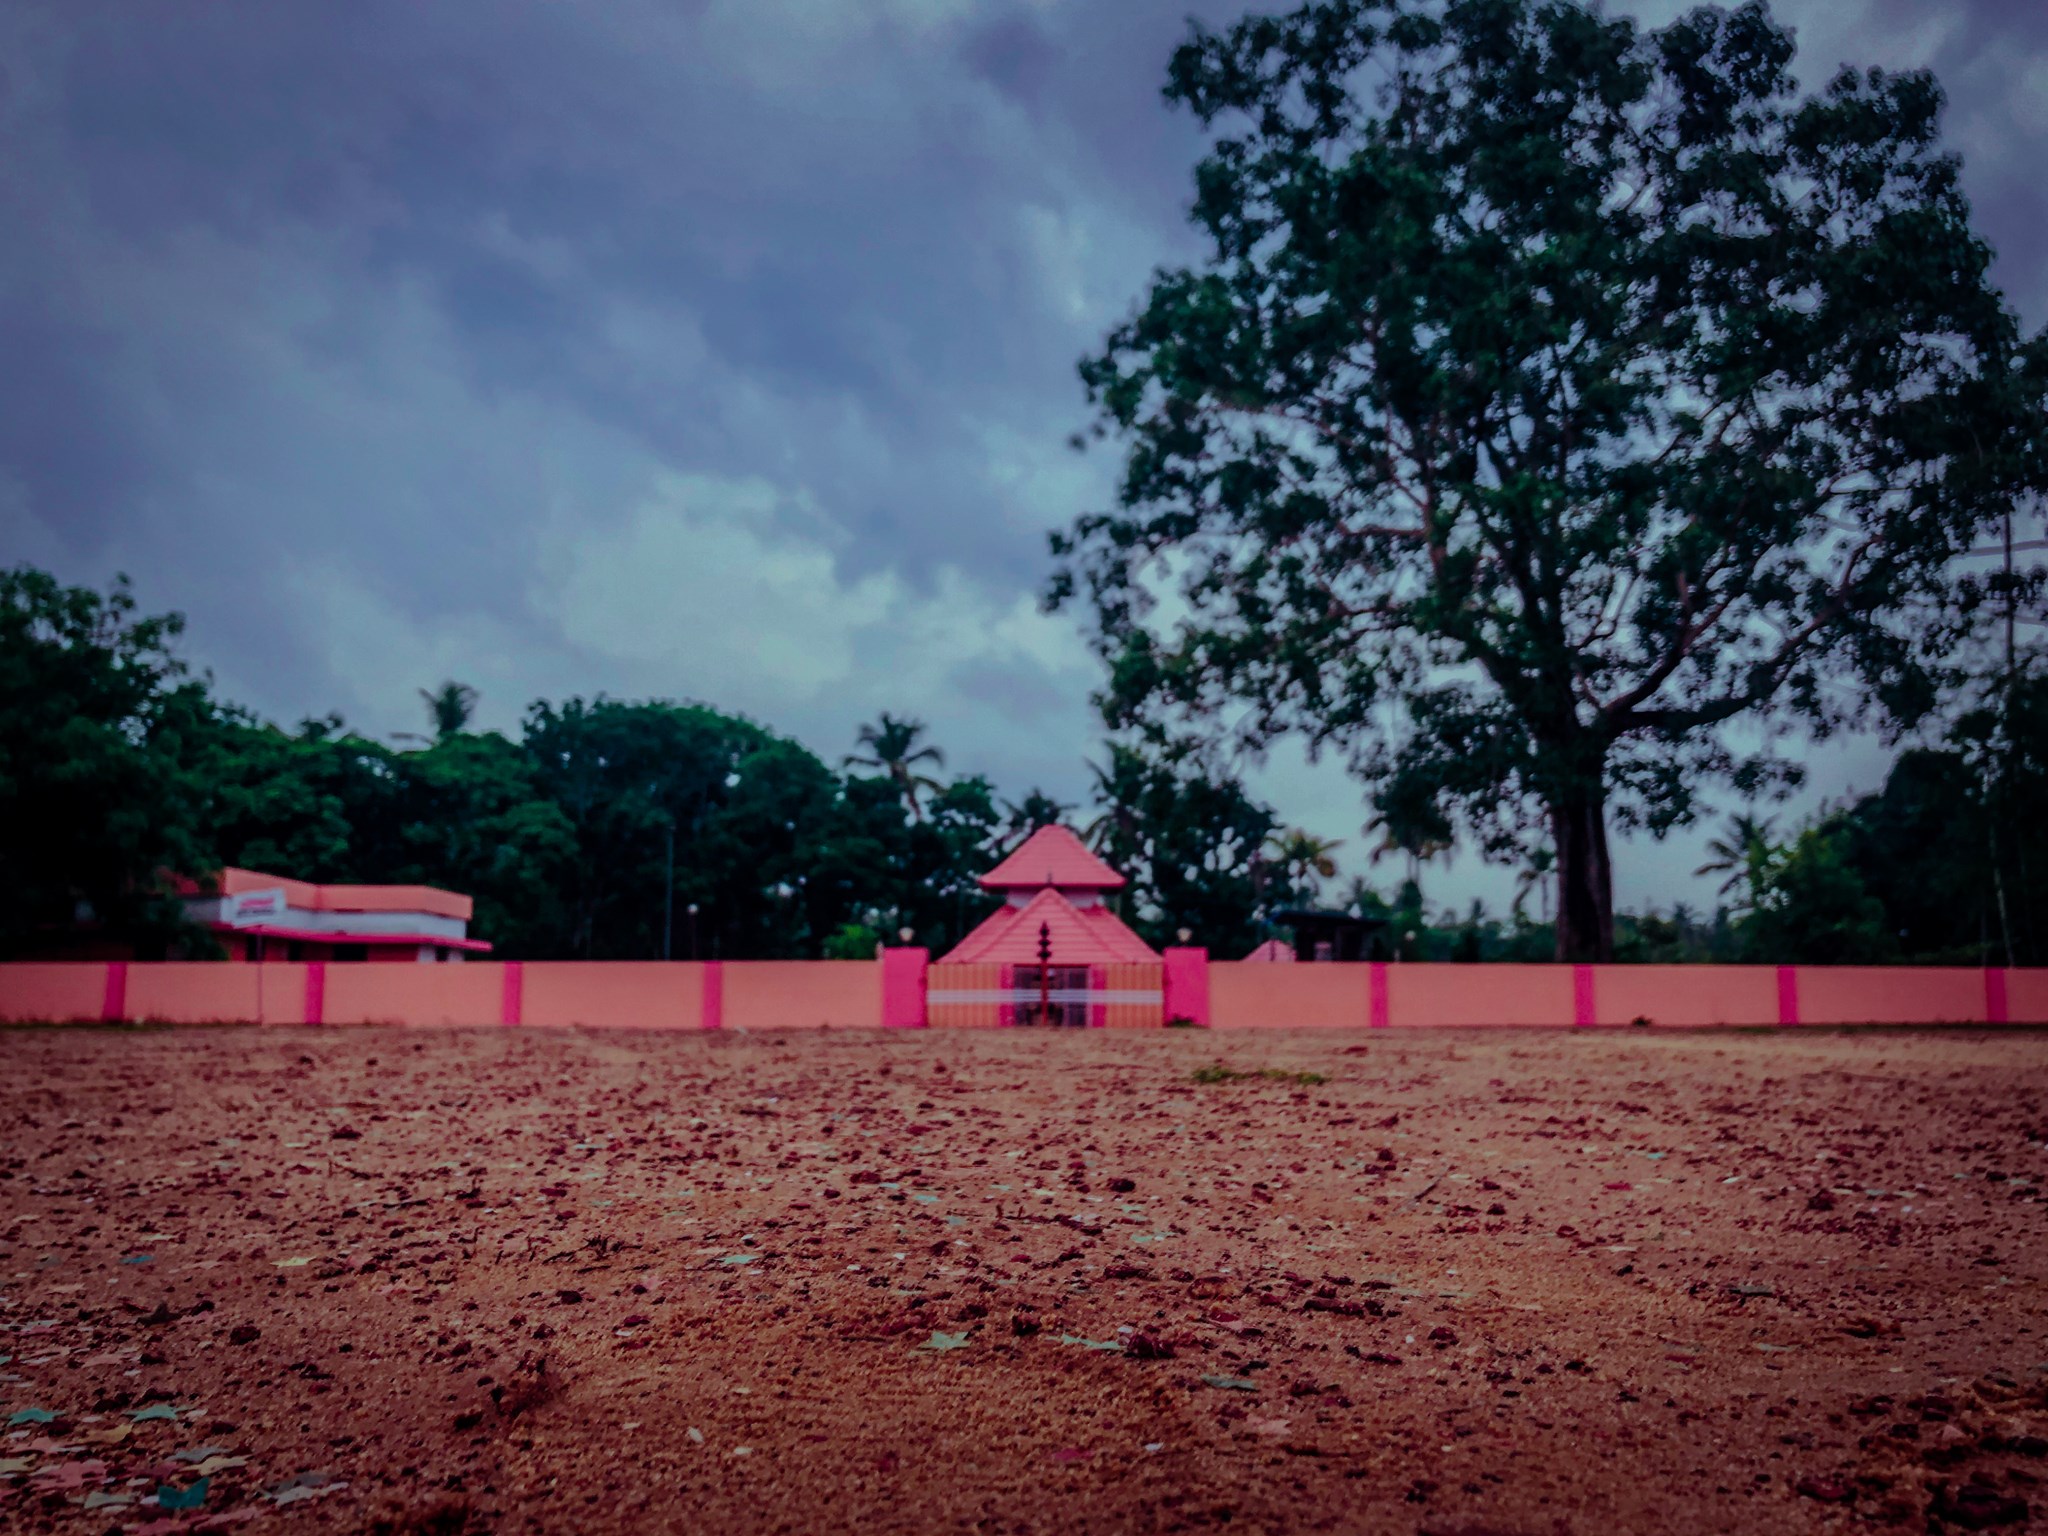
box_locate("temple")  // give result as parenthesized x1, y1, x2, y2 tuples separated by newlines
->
(939, 825, 1157, 965)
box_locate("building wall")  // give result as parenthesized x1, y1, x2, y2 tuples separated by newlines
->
(1384, 963, 1576, 1028)
(324, 962, 503, 1026)
(1205, 962, 2034, 1028)
(1211, 961, 1372, 1029)
(0, 964, 114, 1023)
(1589, 964, 1780, 1027)
(724, 962, 880, 1029)
(2, 959, 2044, 1029)
(520, 963, 703, 1029)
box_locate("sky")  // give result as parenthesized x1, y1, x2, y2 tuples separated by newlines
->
(3, 0, 2044, 919)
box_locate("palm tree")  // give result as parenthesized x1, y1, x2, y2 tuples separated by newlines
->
(999, 788, 1075, 847)
(845, 713, 946, 822)
(419, 681, 478, 741)
(1512, 844, 1558, 923)
(1695, 812, 1777, 901)
(1339, 874, 1378, 917)
(1366, 804, 1454, 885)
(1266, 828, 1343, 903)
(1080, 757, 1140, 856)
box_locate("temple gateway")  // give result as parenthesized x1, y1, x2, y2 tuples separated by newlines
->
(932, 825, 1162, 1027)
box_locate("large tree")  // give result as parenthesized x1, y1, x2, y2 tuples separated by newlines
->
(0, 568, 216, 954)
(1087, 742, 1279, 955)
(1052, 0, 2047, 958)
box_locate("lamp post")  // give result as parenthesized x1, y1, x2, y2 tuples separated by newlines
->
(686, 903, 700, 961)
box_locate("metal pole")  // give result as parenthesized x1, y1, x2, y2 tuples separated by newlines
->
(663, 821, 675, 962)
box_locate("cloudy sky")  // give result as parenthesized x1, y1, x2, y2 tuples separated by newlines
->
(3, 0, 2044, 916)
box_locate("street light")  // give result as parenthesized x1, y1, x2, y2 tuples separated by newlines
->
(1176, 927, 1193, 945)
(898, 926, 915, 945)
(686, 902, 700, 961)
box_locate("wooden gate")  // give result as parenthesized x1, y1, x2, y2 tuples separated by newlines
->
(927, 961, 1163, 1028)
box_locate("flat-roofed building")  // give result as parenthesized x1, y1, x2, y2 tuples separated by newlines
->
(178, 867, 491, 962)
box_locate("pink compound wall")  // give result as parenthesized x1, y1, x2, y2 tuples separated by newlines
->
(0, 963, 127, 1024)
(1209, 961, 1372, 1029)
(517, 963, 704, 1030)
(723, 962, 881, 1030)
(324, 962, 506, 1027)
(1586, 964, 1782, 1028)
(1, 958, 2044, 1030)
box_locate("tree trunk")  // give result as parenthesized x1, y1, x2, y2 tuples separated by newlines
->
(1551, 779, 1615, 963)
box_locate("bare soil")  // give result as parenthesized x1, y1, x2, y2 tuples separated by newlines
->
(4, 1024, 2048, 1535)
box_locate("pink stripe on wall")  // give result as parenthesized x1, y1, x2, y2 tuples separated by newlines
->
(702, 960, 724, 1030)
(1572, 964, 1596, 1026)
(880, 947, 929, 1028)
(1987, 967, 2009, 1025)
(500, 961, 524, 1026)
(100, 962, 127, 1023)
(1776, 966, 1800, 1026)
(1369, 962, 1390, 1028)
(1162, 948, 1211, 1028)
(305, 962, 326, 1026)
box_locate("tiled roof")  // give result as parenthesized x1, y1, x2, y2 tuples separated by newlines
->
(940, 887, 1158, 964)
(977, 825, 1125, 891)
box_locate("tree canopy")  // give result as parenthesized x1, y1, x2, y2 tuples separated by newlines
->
(1052, 0, 2048, 959)
(0, 567, 1301, 962)
(0, 569, 215, 953)
(4, 561, 2037, 967)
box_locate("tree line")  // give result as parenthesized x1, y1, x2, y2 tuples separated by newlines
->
(0, 565, 1283, 961)
(2, 563, 2040, 966)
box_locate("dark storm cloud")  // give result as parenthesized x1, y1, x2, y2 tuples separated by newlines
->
(0, 0, 2041, 909)
(1864, 0, 2048, 317)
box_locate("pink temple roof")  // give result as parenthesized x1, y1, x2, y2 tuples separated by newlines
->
(1243, 938, 1296, 963)
(977, 825, 1125, 891)
(942, 886, 1158, 965)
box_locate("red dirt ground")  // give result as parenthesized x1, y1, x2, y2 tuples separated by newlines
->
(4, 1025, 2048, 1535)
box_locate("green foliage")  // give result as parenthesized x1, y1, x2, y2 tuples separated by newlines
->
(1742, 818, 1893, 964)
(1191, 1062, 1327, 1086)
(1086, 742, 1278, 955)
(1000, 788, 1075, 845)
(419, 681, 478, 741)
(0, 568, 216, 957)
(6, 559, 2035, 967)
(1053, 0, 2048, 961)
(845, 712, 946, 822)
(0, 569, 1017, 960)
(1734, 664, 2048, 965)
(821, 921, 883, 960)
(1694, 813, 1778, 906)
(1266, 827, 1344, 905)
